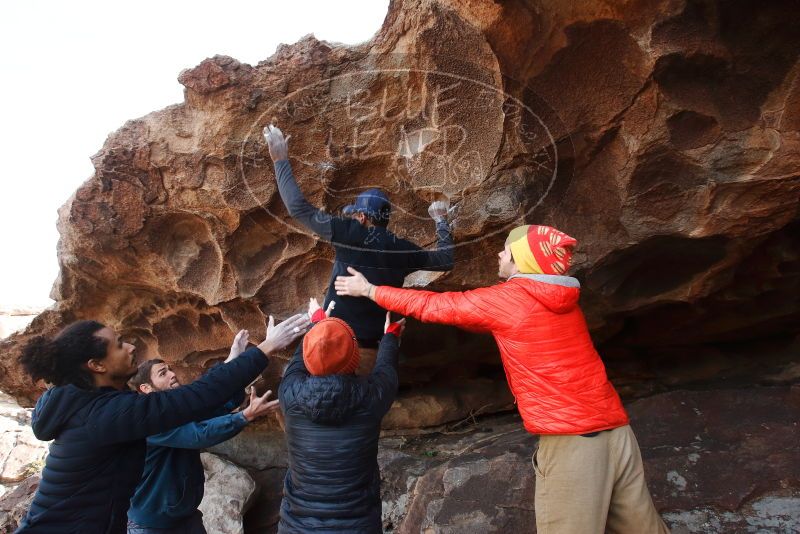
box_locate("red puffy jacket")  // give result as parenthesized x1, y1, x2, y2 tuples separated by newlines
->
(375, 275, 629, 435)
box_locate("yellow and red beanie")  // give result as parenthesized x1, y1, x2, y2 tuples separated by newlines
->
(505, 225, 577, 275)
(302, 318, 360, 376)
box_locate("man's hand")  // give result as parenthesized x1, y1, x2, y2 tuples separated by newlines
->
(308, 297, 335, 322)
(263, 124, 291, 163)
(241, 388, 280, 422)
(384, 312, 406, 338)
(225, 329, 249, 363)
(334, 267, 374, 299)
(257, 313, 310, 355)
(428, 200, 450, 223)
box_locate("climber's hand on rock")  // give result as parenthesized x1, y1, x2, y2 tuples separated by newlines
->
(225, 329, 249, 363)
(428, 200, 450, 223)
(263, 124, 291, 163)
(258, 313, 309, 355)
(308, 297, 335, 322)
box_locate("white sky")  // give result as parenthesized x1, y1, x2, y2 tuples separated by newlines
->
(0, 0, 389, 309)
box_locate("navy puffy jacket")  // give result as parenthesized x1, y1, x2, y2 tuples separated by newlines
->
(278, 332, 400, 534)
(15, 347, 267, 534)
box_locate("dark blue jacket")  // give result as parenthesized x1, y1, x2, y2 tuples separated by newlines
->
(277, 331, 400, 534)
(127, 392, 248, 528)
(15, 347, 267, 534)
(274, 159, 454, 344)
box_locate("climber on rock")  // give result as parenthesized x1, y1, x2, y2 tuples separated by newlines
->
(263, 123, 453, 365)
(276, 297, 404, 533)
(335, 224, 671, 534)
(15, 312, 309, 534)
(126, 330, 281, 534)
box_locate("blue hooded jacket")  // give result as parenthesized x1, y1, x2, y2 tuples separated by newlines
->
(126, 392, 248, 528)
(15, 347, 267, 534)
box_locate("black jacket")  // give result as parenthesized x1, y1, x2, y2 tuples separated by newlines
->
(274, 159, 454, 343)
(277, 332, 400, 533)
(15, 347, 267, 534)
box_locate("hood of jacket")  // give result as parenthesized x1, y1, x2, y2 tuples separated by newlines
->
(293, 374, 365, 425)
(509, 273, 581, 314)
(30, 384, 109, 441)
(31, 384, 100, 441)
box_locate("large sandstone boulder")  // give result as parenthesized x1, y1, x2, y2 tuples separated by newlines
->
(0, 475, 39, 534)
(0, 0, 797, 435)
(0, 393, 47, 486)
(199, 453, 257, 534)
(377, 386, 800, 533)
(0, 308, 39, 341)
(233, 385, 799, 533)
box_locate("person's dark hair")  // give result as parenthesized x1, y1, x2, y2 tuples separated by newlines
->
(365, 208, 390, 228)
(367, 214, 389, 227)
(19, 320, 108, 389)
(128, 359, 165, 392)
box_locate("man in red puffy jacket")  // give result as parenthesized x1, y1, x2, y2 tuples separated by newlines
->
(335, 224, 670, 534)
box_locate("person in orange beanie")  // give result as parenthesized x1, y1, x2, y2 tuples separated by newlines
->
(335, 224, 670, 534)
(277, 298, 405, 534)
(302, 315, 361, 376)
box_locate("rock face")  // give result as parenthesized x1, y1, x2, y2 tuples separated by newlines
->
(198, 453, 257, 534)
(0, 451, 260, 533)
(230, 385, 799, 533)
(1, 1, 798, 527)
(2, 0, 797, 420)
(376, 386, 800, 533)
(1, 0, 798, 420)
(0, 393, 47, 486)
(0, 475, 39, 534)
(0, 0, 797, 496)
(0, 308, 40, 341)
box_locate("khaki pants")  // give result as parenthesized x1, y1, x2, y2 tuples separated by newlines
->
(533, 425, 670, 534)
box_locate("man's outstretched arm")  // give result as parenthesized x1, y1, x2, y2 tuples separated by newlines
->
(402, 201, 454, 271)
(367, 313, 404, 417)
(265, 125, 333, 240)
(147, 388, 280, 449)
(145, 412, 248, 449)
(335, 267, 509, 333)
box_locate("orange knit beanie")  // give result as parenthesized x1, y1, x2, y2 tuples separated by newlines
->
(302, 318, 360, 376)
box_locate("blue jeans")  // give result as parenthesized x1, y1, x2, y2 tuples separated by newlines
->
(127, 511, 207, 534)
